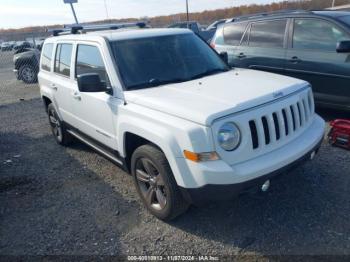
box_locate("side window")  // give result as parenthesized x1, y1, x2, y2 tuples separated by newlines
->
(54, 43, 72, 77)
(75, 44, 109, 84)
(240, 24, 251, 46)
(293, 19, 349, 51)
(249, 20, 287, 48)
(223, 23, 248, 45)
(41, 43, 53, 71)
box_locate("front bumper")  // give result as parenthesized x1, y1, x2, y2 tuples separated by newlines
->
(176, 115, 325, 204)
(180, 137, 323, 204)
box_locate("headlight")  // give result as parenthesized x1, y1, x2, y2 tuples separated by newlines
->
(217, 122, 241, 151)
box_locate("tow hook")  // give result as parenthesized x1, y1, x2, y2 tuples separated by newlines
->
(261, 180, 270, 192)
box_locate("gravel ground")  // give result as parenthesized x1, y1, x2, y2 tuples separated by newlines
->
(0, 50, 350, 259)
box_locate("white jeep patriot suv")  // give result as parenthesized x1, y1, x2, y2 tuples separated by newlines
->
(38, 25, 325, 220)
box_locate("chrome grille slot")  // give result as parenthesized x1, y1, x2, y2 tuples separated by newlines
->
(302, 98, 309, 122)
(261, 116, 270, 145)
(249, 120, 259, 149)
(282, 109, 289, 136)
(290, 105, 296, 131)
(297, 102, 305, 126)
(272, 113, 280, 140)
(248, 94, 313, 150)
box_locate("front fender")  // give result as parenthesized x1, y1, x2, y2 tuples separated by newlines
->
(117, 104, 215, 187)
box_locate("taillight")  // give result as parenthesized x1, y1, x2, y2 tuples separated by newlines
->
(210, 42, 215, 49)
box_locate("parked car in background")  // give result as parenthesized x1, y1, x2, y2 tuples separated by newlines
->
(206, 19, 227, 31)
(168, 21, 215, 42)
(212, 10, 350, 111)
(39, 25, 324, 220)
(13, 48, 40, 83)
(34, 39, 45, 50)
(13, 41, 32, 52)
(1, 42, 13, 51)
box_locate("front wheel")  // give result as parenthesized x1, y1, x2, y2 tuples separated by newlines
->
(131, 144, 189, 221)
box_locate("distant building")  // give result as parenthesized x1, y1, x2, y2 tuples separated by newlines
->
(326, 4, 350, 11)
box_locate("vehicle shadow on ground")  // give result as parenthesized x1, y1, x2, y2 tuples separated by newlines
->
(0, 132, 140, 255)
(170, 143, 350, 254)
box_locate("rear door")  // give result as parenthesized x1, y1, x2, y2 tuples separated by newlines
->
(216, 22, 248, 65)
(234, 19, 288, 75)
(285, 18, 350, 107)
(51, 42, 77, 126)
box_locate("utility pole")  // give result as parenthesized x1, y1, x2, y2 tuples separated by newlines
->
(186, 0, 189, 28)
(63, 0, 79, 25)
(332, 0, 336, 8)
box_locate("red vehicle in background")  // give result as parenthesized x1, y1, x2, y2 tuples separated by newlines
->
(328, 119, 350, 150)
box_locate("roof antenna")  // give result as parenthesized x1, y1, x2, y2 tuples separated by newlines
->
(63, 0, 79, 25)
(104, 0, 110, 22)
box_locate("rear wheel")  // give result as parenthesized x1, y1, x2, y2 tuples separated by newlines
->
(131, 144, 189, 221)
(19, 64, 37, 84)
(47, 104, 72, 146)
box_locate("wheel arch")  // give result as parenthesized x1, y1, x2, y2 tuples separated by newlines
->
(15, 58, 36, 70)
(42, 96, 52, 113)
(123, 132, 163, 172)
(119, 126, 188, 187)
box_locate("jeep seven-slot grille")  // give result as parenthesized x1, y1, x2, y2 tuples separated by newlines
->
(249, 92, 313, 150)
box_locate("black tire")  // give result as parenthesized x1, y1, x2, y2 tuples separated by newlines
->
(47, 104, 72, 146)
(19, 64, 37, 84)
(131, 144, 189, 221)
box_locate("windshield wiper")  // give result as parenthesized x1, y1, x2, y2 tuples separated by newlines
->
(127, 78, 187, 90)
(189, 68, 229, 81)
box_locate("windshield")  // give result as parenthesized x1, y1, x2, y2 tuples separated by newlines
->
(110, 33, 229, 90)
(339, 15, 350, 26)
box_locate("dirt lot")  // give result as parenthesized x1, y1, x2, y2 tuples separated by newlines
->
(0, 50, 350, 259)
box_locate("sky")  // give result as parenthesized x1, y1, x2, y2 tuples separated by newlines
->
(0, 0, 277, 29)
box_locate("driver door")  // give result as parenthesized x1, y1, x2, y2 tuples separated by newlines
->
(71, 43, 122, 149)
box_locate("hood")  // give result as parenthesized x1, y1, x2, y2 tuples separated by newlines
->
(124, 68, 309, 126)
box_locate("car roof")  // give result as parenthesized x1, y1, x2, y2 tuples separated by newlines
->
(313, 10, 350, 18)
(45, 28, 192, 43)
(231, 10, 350, 23)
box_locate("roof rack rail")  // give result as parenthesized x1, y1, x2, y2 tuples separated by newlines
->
(49, 22, 148, 36)
(234, 9, 311, 21)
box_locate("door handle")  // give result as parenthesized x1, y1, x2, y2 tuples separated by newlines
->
(72, 91, 81, 101)
(50, 83, 58, 91)
(237, 53, 246, 59)
(289, 56, 302, 63)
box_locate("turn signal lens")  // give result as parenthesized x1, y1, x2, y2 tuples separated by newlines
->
(183, 150, 219, 162)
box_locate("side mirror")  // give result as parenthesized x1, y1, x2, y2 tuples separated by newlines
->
(77, 73, 111, 94)
(336, 40, 350, 53)
(219, 52, 229, 64)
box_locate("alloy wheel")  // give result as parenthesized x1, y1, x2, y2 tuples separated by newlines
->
(135, 158, 167, 211)
(48, 109, 62, 142)
(21, 66, 35, 83)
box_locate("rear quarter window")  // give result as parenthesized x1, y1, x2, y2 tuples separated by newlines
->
(41, 43, 53, 71)
(213, 26, 225, 45)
